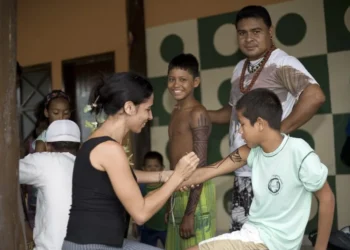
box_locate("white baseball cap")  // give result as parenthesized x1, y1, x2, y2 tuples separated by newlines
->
(46, 120, 81, 143)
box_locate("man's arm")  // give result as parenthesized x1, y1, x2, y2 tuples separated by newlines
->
(281, 84, 325, 134)
(276, 58, 325, 134)
(207, 104, 231, 124)
(314, 181, 335, 250)
(208, 67, 238, 125)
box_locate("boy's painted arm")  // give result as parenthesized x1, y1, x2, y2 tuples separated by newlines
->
(179, 108, 211, 239)
(314, 181, 335, 250)
(179, 145, 249, 189)
(184, 110, 211, 216)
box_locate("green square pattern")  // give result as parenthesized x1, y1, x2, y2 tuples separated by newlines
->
(197, 11, 245, 70)
(299, 55, 331, 114)
(291, 129, 315, 150)
(150, 76, 170, 126)
(324, 0, 350, 53)
(333, 113, 350, 175)
(208, 124, 231, 170)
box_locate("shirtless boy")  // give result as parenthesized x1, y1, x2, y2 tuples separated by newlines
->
(166, 53, 216, 250)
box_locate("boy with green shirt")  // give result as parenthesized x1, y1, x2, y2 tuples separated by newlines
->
(132, 151, 167, 247)
(183, 88, 335, 250)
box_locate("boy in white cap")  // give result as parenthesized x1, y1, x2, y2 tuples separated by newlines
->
(19, 120, 81, 250)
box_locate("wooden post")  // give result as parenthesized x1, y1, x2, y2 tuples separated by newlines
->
(126, 0, 150, 170)
(0, 0, 27, 249)
(125, 0, 149, 238)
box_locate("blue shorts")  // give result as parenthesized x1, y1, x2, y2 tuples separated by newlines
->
(140, 226, 167, 248)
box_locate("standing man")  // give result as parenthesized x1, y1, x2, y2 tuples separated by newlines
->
(207, 5, 325, 232)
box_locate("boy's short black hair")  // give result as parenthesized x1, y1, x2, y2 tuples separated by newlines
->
(48, 141, 80, 155)
(236, 88, 282, 130)
(143, 151, 164, 166)
(235, 5, 272, 28)
(168, 53, 199, 78)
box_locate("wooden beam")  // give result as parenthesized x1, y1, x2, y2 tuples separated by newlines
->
(125, 0, 149, 238)
(126, 0, 150, 170)
(0, 0, 27, 249)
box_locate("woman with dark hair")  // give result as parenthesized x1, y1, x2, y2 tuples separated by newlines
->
(63, 72, 199, 250)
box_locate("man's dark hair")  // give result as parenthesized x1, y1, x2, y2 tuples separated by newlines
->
(48, 141, 80, 155)
(143, 151, 164, 166)
(168, 53, 200, 78)
(236, 88, 282, 130)
(235, 5, 272, 28)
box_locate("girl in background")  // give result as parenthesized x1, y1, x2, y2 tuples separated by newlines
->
(33, 90, 72, 152)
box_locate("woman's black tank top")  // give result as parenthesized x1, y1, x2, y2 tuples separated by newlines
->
(65, 136, 135, 247)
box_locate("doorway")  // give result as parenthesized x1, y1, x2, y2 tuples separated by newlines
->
(18, 63, 52, 143)
(62, 52, 115, 142)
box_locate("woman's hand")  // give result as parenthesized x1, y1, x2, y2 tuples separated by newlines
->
(161, 170, 173, 182)
(173, 152, 199, 181)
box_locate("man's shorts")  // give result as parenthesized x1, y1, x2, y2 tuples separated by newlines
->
(199, 224, 267, 250)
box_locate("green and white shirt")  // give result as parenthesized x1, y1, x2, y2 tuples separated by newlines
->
(246, 135, 328, 250)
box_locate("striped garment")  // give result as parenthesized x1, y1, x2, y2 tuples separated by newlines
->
(165, 180, 216, 250)
(62, 239, 161, 250)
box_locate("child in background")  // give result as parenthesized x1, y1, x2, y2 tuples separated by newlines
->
(33, 90, 72, 152)
(19, 120, 81, 250)
(132, 151, 168, 248)
(28, 90, 72, 229)
(24, 99, 49, 229)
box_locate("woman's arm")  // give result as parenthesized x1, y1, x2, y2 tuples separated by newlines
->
(93, 141, 198, 225)
(134, 170, 173, 184)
